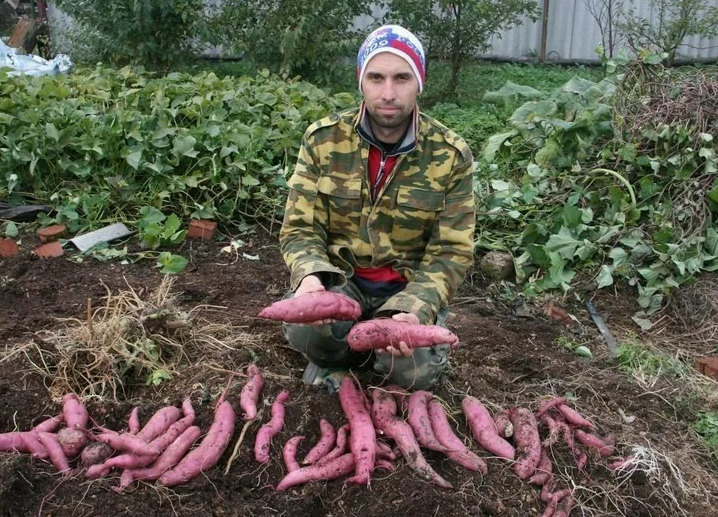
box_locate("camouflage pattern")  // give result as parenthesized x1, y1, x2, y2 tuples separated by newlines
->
(279, 104, 476, 324)
(282, 280, 451, 390)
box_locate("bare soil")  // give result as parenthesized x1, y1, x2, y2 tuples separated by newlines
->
(1, 229, 716, 517)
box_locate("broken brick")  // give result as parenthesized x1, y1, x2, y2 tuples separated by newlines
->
(33, 241, 64, 258)
(694, 357, 718, 381)
(0, 237, 20, 258)
(187, 219, 217, 240)
(37, 224, 67, 243)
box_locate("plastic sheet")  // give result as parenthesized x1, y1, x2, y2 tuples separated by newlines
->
(0, 39, 72, 76)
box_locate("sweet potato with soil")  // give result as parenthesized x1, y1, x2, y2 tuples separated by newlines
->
(510, 407, 542, 480)
(347, 319, 459, 352)
(128, 407, 140, 434)
(94, 430, 160, 457)
(302, 419, 336, 465)
(80, 442, 113, 467)
(338, 378, 375, 486)
(136, 406, 181, 442)
(406, 391, 447, 453)
(240, 363, 263, 420)
(535, 397, 568, 419)
(494, 409, 514, 439)
(426, 398, 488, 475)
(254, 390, 290, 464)
(371, 389, 452, 489)
(259, 291, 361, 323)
(461, 396, 515, 460)
(283, 436, 305, 473)
(158, 398, 236, 487)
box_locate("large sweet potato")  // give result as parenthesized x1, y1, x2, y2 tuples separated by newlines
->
(347, 319, 459, 352)
(258, 291, 361, 323)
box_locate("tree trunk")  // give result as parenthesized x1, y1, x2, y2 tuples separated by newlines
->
(446, 3, 463, 97)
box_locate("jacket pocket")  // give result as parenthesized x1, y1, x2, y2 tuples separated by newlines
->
(317, 176, 363, 235)
(391, 185, 445, 252)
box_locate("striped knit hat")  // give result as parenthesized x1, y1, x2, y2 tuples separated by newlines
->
(357, 25, 426, 93)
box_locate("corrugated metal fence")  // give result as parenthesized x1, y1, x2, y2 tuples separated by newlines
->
(47, 0, 718, 63)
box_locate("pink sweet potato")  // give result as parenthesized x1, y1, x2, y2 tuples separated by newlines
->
(461, 396, 515, 460)
(0, 417, 61, 456)
(136, 406, 181, 442)
(574, 429, 614, 457)
(158, 399, 236, 487)
(556, 403, 594, 430)
(316, 423, 350, 465)
(254, 390, 290, 464)
(302, 419, 336, 465)
(276, 452, 356, 491)
(510, 407, 542, 480)
(62, 393, 88, 429)
(347, 319, 459, 352)
(128, 407, 141, 434)
(95, 431, 160, 457)
(426, 398, 488, 475)
(283, 436, 305, 473)
(528, 446, 553, 486)
(406, 391, 447, 453)
(259, 291, 361, 323)
(539, 413, 561, 448)
(535, 397, 568, 419)
(371, 389, 452, 489)
(122, 425, 202, 486)
(240, 363, 263, 420)
(338, 378, 375, 486)
(37, 432, 70, 472)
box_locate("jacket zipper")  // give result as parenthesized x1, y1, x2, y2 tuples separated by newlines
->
(372, 152, 387, 202)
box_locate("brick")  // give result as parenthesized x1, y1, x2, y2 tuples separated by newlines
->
(0, 237, 20, 258)
(694, 357, 718, 381)
(33, 241, 64, 258)
(186, 219, 217, 240)
(37, 224, 67, 243)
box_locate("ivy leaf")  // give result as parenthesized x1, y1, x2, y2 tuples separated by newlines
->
(126, 151, 143, 170)
(4, 221, 18, 237)
(46, 123, 59, 142)
(482, 130, 518, 162)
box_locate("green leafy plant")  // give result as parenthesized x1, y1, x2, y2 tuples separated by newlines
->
(695, 411, 718, 458)
(137, 207, 186, 250)
(156, 252, 188, 275)
(616, 343, 688, 378)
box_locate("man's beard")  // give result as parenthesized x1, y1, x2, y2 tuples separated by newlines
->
(368, 105, 411, 130)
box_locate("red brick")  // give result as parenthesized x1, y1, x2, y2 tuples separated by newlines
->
(0, 237, 20, 258)
(33, 241, 64, 258)
(37, 224, 67, 243)
(694, 357, 718, 380)
(187, 219, 217, 240)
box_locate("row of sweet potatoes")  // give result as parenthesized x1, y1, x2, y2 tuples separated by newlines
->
(1, 364, 630, 517)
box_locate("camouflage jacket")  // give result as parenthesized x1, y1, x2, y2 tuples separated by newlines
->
(279, 104, 475, 324)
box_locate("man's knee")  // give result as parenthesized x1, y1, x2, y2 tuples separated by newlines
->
(283, 320, 355, 368)
(373, 343, 451, 390)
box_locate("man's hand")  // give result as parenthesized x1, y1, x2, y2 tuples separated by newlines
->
(294, 275, 332, 325)
(375, 312, 420, 357)
(295, 274, 325, 296)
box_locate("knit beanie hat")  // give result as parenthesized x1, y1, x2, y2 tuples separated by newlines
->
(357, 25, 426, 93)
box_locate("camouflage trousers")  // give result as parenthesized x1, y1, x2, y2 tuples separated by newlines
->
(282, 279, 451, 390)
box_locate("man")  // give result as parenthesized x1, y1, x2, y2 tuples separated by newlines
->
(278, 25, 475, 390)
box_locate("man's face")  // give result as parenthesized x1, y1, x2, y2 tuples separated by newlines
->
(361, 52, 419, 139)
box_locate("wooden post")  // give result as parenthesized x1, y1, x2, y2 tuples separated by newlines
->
(8, 17, 40, 54)
(539, 0, 550, 62)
